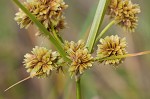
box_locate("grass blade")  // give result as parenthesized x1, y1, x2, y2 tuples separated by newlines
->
(86, 0, 110, 53)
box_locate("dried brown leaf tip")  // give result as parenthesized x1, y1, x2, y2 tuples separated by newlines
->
(64, 40, 93, 77)
(15, 0, 68, 32)
(23, 46, 62, 78)
(108, 0, 141, 32)
(97, 35, 127, 66)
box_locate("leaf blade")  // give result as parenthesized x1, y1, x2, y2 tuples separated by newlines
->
(86, 0, 110, 53)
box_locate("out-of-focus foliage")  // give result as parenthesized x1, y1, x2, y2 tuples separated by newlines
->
(1, 0, 150, 99)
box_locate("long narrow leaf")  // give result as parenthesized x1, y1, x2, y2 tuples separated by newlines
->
(86, 0, 109, 53)
(12, 0, 70, 62)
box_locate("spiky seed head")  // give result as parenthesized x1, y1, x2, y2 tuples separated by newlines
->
(64, 40, 93, 77)
(108, 0, 141, 32)
(64, 40, 85, 53)
(51, 51, 66, 73)
(69, 49, 93, 77)
(23, 46, 59, 78)
(97, 35, 127, 66)
(14, 8, 32, 29)
(15, 0, 68, 32)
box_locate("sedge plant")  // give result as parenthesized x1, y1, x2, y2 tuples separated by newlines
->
(5, 0, 150, 99)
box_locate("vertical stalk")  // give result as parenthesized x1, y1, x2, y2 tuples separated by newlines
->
(76, 78, 81, 99)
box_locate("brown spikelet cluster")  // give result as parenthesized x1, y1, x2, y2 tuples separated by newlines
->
(64, 40, 85, 52)
(23, 46, 62, 78)
(64, 40, 93, 77)
(97, 35, 127, 66)
(108, 0, 141, 32)
(15, 0, 68, 32)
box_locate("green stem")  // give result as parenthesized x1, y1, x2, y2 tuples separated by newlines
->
(96, 20, 115, 43)
(76, 78, 81, 99)
(95, 51, 150, 61)
(51, 26, 63, 46)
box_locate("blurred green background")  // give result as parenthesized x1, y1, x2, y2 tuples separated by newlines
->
(1, 0, 150, 99)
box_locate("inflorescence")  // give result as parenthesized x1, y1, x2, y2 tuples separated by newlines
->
(108, 0, 140, 32)
(14, 0, 140, 79)
(64, 40, 93, 77)
(23, 46, 64, 78)
(15, 0, 68, 34)
(97, 35, 127, 66)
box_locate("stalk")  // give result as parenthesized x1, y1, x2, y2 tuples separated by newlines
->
(76, 78, 81, 99)
(51, 25, 63, 46)
(4, 73, 42, 92)
(95, 20, 115, 43)
(95, 51, 150, 61)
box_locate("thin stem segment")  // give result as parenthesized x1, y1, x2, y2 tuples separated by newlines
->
(4, 72, 45, 92)
(4, 76, 31, 92)
(51, 26, 63, 46)
(76, 78, 81, 99)
(96, 20, 115, 43)
(95, 51, 150, 61)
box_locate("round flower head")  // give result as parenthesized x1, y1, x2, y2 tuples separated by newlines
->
(69, 49, 93, 77)
(15, 8, 32, 29)
(51, 51, 66, 72)
(108, 0, 141, 32)
(97, 35, 127, 66)
(64, 40, 85, 52)
(15, 0, 68, 32)
(64, 40, 93, 77)
(23, 46, 59, 78)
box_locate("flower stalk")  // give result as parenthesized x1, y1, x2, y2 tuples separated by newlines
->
(51, 25, 64, 45)
(95, 51, 150, 62)
(76, 77, 81, 99)
(96, 20, 115, 43)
